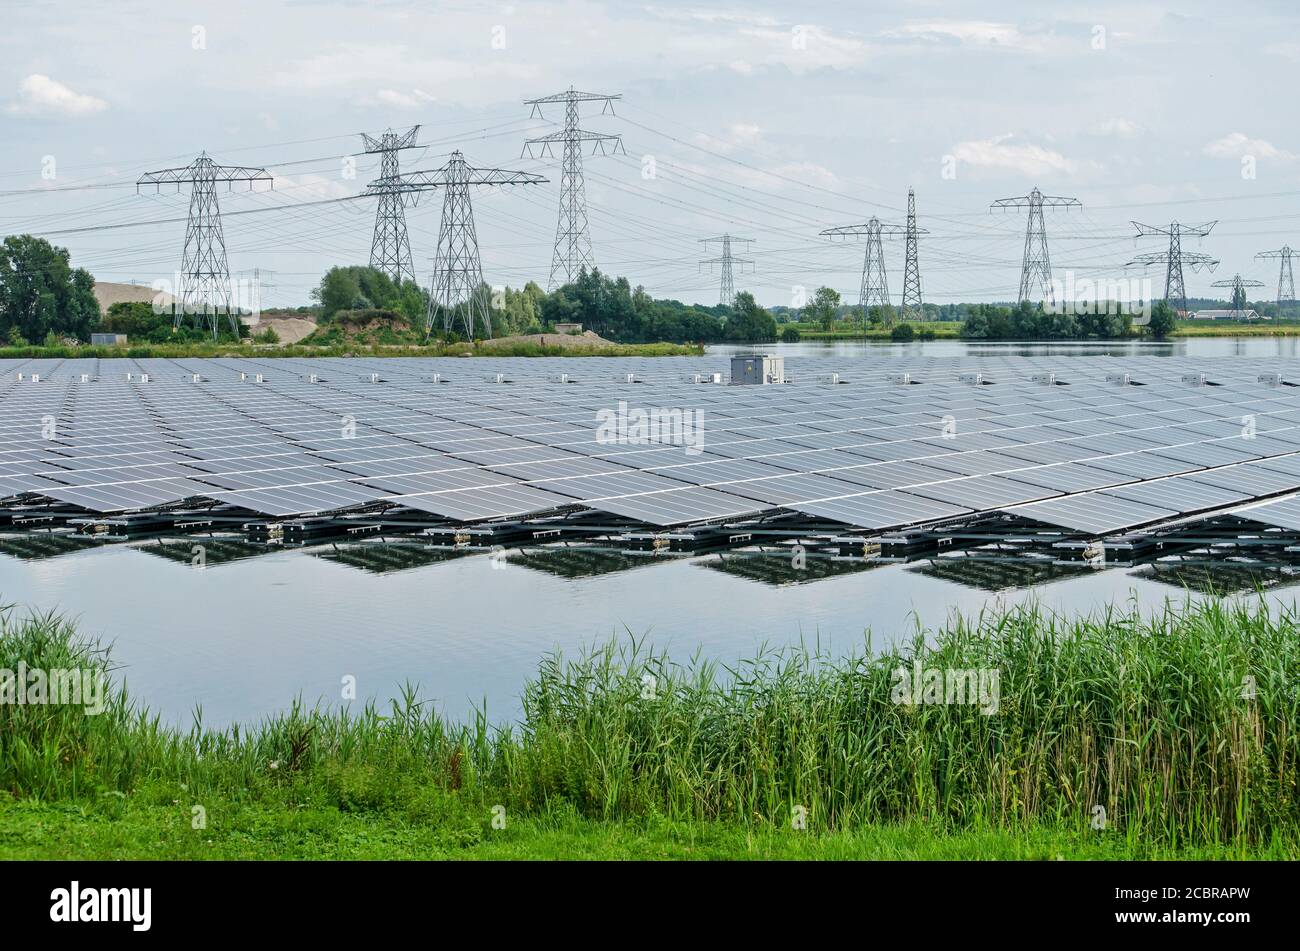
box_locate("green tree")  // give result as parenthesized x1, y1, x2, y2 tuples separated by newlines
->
(804, 286, 841, 331)
(1146, 300, 1176, 340)
(312, 266, 419, 322)
(725, 292, 777, 341)
(0, 235, 99, 342)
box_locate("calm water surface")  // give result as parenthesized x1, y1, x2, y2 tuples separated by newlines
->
(0, 540, 1282, 728)
(707, 337, 1300, 359)
(2, 338, 1295, 727)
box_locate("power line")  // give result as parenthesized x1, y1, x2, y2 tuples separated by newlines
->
(1211, 273, 1266, 318)
(523, 86, 625, 289)
(990, 187, 1081, 306)
(136, 152, 273, 339)
(392, 150, 546, 337)
(698, 234, 754, 305)
(360, 126, 422, 284)
(1126, 220, 1219, 315)
(1255, 245, 1299, 305)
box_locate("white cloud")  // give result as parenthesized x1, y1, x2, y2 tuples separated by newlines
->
(6, 74, 108, 117)
(644, 7, 781, 29)
(1089, 117, 1142, 139)
(270, 171, 355, 200)
(373, 88, 437, 110)
(737, 24, 871, 71)
(951, 134, 1077, 177)
(885, 20, 1040, 50)
(1203, 132, 1295, 161)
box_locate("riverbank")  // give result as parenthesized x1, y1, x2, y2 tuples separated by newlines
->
(0, 340, 703, 360)
(791, 319, 1300, 342)
(1172, 320, 1300, 336)
(0, 599, 1296, 860)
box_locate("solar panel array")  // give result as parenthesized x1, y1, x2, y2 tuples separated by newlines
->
(3, 354, 1300, 537)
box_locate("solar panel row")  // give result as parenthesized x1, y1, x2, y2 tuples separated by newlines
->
(2, 355, 1299, 537)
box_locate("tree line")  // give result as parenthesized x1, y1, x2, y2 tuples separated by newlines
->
(0, 233, 1252, 349)
(312, 265, 779, 342)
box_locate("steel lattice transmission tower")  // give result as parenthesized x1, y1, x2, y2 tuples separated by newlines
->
(1125, 220, 1218, 316)
(990, 187, 1081, 306)
(372, 150, 545, 338)
(699, 235, 754, 305)
(821, 216, 926, 326)
(361, 126, 422, 284)
(900, 187, 925, 320)
(236, 267, 276, 323)
(1256, 246, 1299, 306)
(137, 152, 272, 339)
(522, 87, 625, 289)
(1211, 273, 1266, 320)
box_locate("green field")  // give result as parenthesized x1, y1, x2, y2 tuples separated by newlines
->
(1172, 320, 1300, 336)
(0, 599, 1296, 860)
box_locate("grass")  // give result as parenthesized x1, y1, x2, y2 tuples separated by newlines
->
(0, 598, 1297, 860)
(1172, 319, 1300, 336)
(0, 340, 703, 359)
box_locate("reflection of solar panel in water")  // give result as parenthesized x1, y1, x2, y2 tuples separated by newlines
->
(504, 546, 669, 579)
(140, 537, 270, 567)
(310, 541, 473, 574)
(0, 532, 104, 560)
(907, 554, 1096, 592)
(1133, 560, 1300, 595)
(698, 550, 886, 586)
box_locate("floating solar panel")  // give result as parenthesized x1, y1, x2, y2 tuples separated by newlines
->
(1, 355, 1299, 536)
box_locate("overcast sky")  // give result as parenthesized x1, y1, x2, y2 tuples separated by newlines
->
(2, 0, 1298, 310)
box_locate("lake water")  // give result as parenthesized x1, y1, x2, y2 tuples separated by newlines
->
(1, 527, 1285, 730)
(707, 337, 1300, 359)
(1, 337, 1296, 728)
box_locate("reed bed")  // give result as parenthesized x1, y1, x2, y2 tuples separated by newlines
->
(1, 597, 1296, 847)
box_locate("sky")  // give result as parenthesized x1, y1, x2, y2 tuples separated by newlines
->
(2, 0, 1299, 311)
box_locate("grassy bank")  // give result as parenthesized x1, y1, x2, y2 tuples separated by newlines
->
(1173, 320, 1300, 336)
(1, 599, 1297, 860)
(0, 340, 703, 360)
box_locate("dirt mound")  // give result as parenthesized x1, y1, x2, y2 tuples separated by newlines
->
(93, 281, 175, 312)
(256, 317, 317, 345)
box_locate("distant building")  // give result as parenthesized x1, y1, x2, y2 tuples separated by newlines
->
(1188, 309, 1267, 320)
(90, 333, 127, 346)
(553, 322, 583, 334)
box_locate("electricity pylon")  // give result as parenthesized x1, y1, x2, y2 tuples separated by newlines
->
(236, 267, 276, 323)
(1211, 273, 1266, 320)
(1256, 246, 1299, 306)
(381, 151, 544, 338)
(361, 126, 422, 284)
(990, 187, 1081, 306)
(900, 187, 924, 320)
(1126, 220, 1219, 316)
(821, 216, 926, 327)
(699, 235, 754, 305)
(522, 87, 625, 289)
(137, 152, 272, 339)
